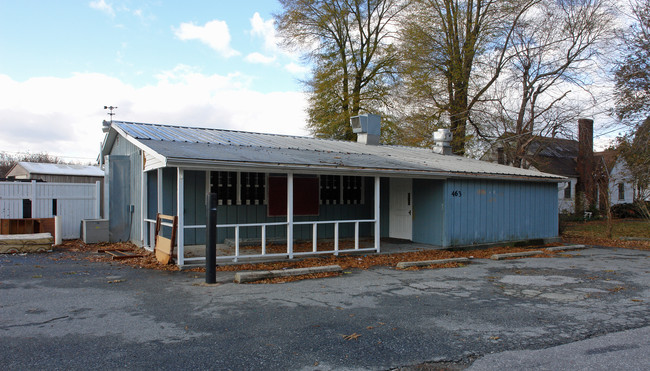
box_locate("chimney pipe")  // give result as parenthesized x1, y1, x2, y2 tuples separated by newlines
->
(497, 147, 505, 164)
(433, 128, 453, 155)
(351, 114, 381, 145)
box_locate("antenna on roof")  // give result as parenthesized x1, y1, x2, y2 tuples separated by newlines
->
(104, 105, 118, 123)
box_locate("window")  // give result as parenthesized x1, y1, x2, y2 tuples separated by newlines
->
(319, 175, 364, 205)
(52, 199, 58, 216)
(618, 183, 625, 201)
(342, 176, 363, 204)
(210, 171, 237, 205)
(210, 172, 267, 205)
(240, 172, 266, 205)
(564, 182, 571, 199)
(320, 175, 340, 205)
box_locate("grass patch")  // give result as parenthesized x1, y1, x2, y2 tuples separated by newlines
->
(562, 218, 650, 250)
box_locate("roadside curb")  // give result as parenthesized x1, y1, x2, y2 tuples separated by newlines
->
(396, 257, 471, 269)
(545, 244, 588, 252)
(490, 251, 543, 260)
(234, 264, 342, 283)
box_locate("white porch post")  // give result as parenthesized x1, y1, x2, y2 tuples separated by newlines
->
(374, 176, 380, 252)
(31, 180, 36, 217)
(177, 167, 185, 266)
(157, 168, 163, 214)
(95, 180, 101, 219)
(287, 172, 294, 259)
(140, 155, 146, 245)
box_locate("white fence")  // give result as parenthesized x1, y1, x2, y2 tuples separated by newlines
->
(0, 181, 101, 239)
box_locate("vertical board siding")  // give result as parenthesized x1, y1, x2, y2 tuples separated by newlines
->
(443, 179, 558, 246)
(412, 179, 444, 245)
(0, 181, 99, 238)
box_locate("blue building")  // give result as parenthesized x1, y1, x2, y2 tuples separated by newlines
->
(100, 116, 563, 266)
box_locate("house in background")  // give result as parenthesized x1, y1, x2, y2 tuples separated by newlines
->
(100, 116, 564, 266)
(7, 162, 104, 184)
(482, 119, 640, 214)
(597, 150, 644, 206)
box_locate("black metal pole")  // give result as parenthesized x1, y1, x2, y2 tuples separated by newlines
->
(205, 193, 217, 284)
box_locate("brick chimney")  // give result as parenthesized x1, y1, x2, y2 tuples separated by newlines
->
(576, 118, 596, 212)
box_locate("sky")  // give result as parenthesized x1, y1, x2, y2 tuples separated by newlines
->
(0, 0, 310, 162)
(0, 0, 626, 164)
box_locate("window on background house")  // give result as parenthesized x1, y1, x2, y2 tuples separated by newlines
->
(564, 182, 572, 199)
(240, 172, 266, 205)
(618, 183, 625, 200)
(52, 199, 57, 216)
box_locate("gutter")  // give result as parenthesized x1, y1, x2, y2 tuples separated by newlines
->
(165, 158, 566, 183)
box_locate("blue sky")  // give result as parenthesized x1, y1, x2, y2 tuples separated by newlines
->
(0, 0, 624, 163)
(0, 0, 310, 161)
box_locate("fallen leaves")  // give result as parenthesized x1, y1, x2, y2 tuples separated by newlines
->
(341, 333, 361, 341)
(562, 219, 650, 250)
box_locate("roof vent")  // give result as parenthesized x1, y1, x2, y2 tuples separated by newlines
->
(351, 114, 381, 145)
(433, 128, 453, 155)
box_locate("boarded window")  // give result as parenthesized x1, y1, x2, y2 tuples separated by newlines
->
(240, 172, 266, 205)
(268, 175, 319, 216)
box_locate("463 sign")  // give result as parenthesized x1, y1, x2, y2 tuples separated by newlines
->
(451, 190, 462, 197)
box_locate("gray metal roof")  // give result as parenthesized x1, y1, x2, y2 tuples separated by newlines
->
(108, 121, 564, 181)
(9, 162, 104, 177)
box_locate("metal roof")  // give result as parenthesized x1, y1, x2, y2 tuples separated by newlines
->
(9, 162, 104, 177)
(107, 121, 565, 181)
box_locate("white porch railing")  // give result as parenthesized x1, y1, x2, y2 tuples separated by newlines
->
(144, 218, 379, 264)
(142, 173, 381, 266)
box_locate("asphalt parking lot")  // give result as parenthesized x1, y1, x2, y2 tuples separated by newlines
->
(1, 246, 649, 370)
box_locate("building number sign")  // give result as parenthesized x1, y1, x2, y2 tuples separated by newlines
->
(451, 190, 462, 197)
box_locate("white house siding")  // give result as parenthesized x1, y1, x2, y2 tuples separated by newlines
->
(557, 178, 577, 213)
(607, 159, 636, 205)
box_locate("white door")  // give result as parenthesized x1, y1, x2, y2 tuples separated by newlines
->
(389, 178, 412, 240)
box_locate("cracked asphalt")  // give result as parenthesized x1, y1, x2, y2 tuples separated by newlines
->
(1, 246, 648, 370)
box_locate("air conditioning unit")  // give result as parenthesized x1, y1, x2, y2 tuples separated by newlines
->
(82, 219, 109, 244)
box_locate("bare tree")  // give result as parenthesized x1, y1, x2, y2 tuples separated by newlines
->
(398, 0, 539, 154)
(484, 0, 616, 167)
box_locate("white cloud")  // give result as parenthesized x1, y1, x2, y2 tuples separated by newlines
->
(250, 12, 279, 52)
(245, 52, 276, 64)
(0, 70, 308, 161)
(89, 0, 114, 17)
(174, 20, 240, 58)
(285, 62, 310, 75)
